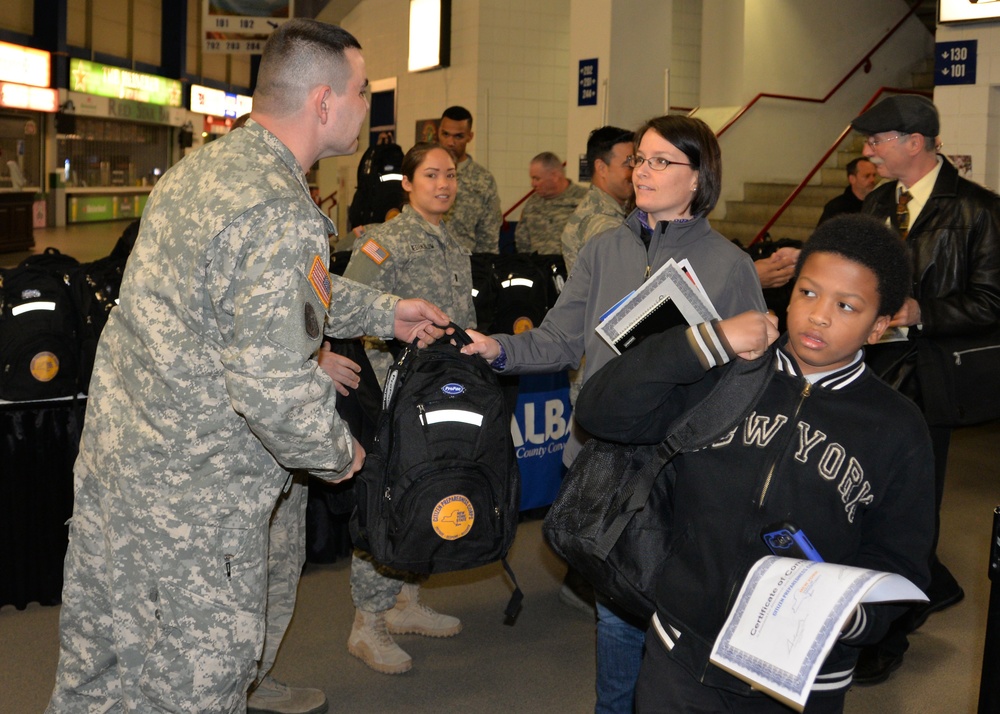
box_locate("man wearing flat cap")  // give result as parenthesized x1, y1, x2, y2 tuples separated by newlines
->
(851, 94, 1000, 684)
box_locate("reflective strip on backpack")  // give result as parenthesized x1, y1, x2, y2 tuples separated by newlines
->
(501, 278, 534, 289)
(379, 174, 404, 182)
(420, 409, 484, 427)
(12, 301, 56, 316)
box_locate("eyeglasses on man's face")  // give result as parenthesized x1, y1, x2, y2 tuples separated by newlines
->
(626, 155, 691, 171)
(865, 133, 909, 149)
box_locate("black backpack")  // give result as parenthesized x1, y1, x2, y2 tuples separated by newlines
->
(543, 351, 775, 620)
(350, 324, 522, 618)
(69, 259, 126, 393)
(69, 220, 139, 392)
(0, 248, 81, 401)
(483, 253, 555, 335)
(347, 143, 406, 229)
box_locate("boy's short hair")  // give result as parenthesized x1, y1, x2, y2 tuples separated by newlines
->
(796, 214, 911, 317)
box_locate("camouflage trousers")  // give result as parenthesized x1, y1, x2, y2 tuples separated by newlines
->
(47, 472, 268, 713)
(350, 549, 422, 612)
(255, 472, 308, 686)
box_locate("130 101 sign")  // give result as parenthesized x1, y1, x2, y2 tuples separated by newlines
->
(936, 40, 977, 86)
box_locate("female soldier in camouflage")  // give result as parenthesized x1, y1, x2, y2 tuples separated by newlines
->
(342, 142, 475, 674)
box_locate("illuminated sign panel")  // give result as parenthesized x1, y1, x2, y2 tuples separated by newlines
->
(70, 59, 183, 107)
(0, 41, 51, 88)
(190, 83, 253, 118)
(0, 82, 59, 112)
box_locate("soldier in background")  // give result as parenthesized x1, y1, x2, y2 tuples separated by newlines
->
(46, 20, 448, 713)
(438, 105, 503, 253)
(515, 152, 587, 255)
(561, 126, 635, 274)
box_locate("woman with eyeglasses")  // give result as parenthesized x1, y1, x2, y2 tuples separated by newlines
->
(462, 115, 766, 712)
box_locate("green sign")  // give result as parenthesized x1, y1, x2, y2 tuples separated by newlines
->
(69, 193, 149, 223)
(70, 59, 182, 107)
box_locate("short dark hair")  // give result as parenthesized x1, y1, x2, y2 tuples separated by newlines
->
(401, 142, 456, 181)
(254, 19, 361, 116)
(796, 214, 911, 317)
(845, 157, 873, 178)
(586, 126, 633, 170)
(634, 116, 722, 215)
(440, 105, 473, 127)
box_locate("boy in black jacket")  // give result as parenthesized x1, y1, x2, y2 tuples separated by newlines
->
(575, 214, 935, 713)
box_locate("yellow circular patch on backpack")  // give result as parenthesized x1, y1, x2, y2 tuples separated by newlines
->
(431, 494, 475, 540)
(29, 352, 59, 382)
(513, 316, 534, 334)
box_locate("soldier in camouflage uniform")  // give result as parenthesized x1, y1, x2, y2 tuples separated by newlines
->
(47, 21, 449, 714)
(560, 126, 636, 275)
(437, 106, 503, 253)
(514, 152, 587, 255)
(343, 143, 474, 674)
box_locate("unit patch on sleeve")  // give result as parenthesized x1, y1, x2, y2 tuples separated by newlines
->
(308, 255, 332, 309)
(361, 239, 390, 265)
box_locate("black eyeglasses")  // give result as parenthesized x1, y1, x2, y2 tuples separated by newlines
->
(626, 155, 691, 171)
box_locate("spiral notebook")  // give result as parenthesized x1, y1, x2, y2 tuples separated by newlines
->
(596, 259, 719, 355)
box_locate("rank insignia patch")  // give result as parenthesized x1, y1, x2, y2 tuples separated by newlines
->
(361, 239, 390, 265)
(304, 302, 320, 339)
(308, 255, 332, 309)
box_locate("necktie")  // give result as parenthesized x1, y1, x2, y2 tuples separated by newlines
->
(896, 190, 912, 239)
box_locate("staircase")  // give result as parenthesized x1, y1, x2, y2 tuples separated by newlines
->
(711, 56, 936, 246)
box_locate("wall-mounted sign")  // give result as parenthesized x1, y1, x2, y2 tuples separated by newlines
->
(70, 59, 183, 107)
(190, 83, 252, 118)
(66, 90, 186, 127)
(203, 0, 293, 54)
(0, 82, 58, 112)
(936, 40, 977, 86)
(0, 41, 51, 88)
(578, 58, 598, 106)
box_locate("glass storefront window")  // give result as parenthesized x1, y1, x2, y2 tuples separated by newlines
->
(57, 116, 170, 188)
(0, 111, 43, 189)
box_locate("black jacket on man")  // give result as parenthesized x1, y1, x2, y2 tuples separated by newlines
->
(817, 186, 863, 225)
(862, 157, 1000, 337)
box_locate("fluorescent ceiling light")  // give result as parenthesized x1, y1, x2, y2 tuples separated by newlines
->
(408, 0, 451, 72)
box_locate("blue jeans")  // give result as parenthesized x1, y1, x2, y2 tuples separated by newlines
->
(596, 600, 646, 714)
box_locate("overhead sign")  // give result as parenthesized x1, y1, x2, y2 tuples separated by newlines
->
(936, 40, 977, 86)
(190, 83, 252, 118)
(203, 0, 294, 54)
(66, 90, 187, 127)
(578, 58, 598, 106)
(70, 59, 183, 107)
(0, 41, 51, 88)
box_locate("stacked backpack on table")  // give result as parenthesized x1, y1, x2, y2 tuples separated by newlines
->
(0, 219, 138, 401)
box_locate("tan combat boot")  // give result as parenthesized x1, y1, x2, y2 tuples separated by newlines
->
(247, 674, 328, 714)
(347, 609, 413, 674)
(384, 582, 462, 637)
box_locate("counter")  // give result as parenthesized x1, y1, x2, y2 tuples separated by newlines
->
(66, 186, 152, 223)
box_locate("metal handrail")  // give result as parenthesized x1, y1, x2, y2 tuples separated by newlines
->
(716, 3, 920, 138)
(748, 85, 933, 246)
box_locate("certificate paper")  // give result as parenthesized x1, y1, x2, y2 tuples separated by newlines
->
(709, 557, 927, 712)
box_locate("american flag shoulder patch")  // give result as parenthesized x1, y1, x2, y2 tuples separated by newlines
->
(361, 239, 390, 265)
(308, 255, 332, 309)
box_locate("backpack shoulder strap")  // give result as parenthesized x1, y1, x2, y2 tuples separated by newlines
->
(664, 347, 776, 455)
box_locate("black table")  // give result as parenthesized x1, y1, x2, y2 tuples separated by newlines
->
(0, 396, 83, 609)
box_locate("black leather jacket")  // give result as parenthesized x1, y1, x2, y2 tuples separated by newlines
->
(862, 157, 1000, 337)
